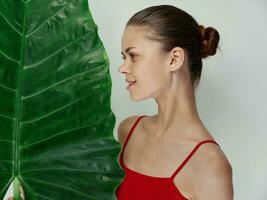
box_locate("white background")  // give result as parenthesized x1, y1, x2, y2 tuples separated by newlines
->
(90, 0, 267, 200)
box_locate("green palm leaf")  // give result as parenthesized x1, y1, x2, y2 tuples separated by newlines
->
(0, 0, 124, 199)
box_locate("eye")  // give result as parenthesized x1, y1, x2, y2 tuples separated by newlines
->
(129, 53, 136, 60)
(121, 53, 137, 61)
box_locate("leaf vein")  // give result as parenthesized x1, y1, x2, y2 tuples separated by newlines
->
(35, 194, 53, 200)
(22, 66, 102, 100)
(0, 113, 14, 120)
(20, 123, 95, 148)
(21, 168, 120, 175)
(0, 177, 14, 196)
(0, 138, 13, 143)
(0, 48, 20, 64)
(21, 83, 107, 125)
(24, 31, 93, 70)
(23, 178, 94, 198)
(0, 12, 22, 35)
(25, 1, 72, 37)
(0, 83, 16, 92)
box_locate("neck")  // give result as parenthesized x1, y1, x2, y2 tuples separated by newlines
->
(151, 72, 205, 141)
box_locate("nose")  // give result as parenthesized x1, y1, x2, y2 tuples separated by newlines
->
(118, 63, 130, 74)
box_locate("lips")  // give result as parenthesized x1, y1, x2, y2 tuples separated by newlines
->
(126, 80, 136, 89)
(126, 79, 136, 84)
(128, 81, 136, 87)
(128, 81, 136, 85)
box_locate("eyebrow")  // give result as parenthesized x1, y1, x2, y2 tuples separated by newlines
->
(121, 47, 136, 56)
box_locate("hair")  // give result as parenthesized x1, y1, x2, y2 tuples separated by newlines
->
(126, 5, 220, 89)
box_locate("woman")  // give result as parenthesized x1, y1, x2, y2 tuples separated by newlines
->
(115, 5, 233, 200)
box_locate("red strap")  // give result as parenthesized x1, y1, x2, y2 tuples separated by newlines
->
(171, 140, 220, 179)
(119, 115, 147, 166)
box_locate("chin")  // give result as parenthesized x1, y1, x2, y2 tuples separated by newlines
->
(130, 94, 150, 101)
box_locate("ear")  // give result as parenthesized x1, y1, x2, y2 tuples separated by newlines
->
(168, 47, 184, 72)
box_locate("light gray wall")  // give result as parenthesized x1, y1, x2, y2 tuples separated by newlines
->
(90, 0, 267, 200)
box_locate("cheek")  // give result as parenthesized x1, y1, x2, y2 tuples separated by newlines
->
(141, 62, 168, 89)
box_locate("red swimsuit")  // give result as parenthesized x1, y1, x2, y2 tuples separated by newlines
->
(115, 115, 220, 200)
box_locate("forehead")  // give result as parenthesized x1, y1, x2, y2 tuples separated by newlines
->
(121, 26, 163, 53)
(122, 26, 146, 43)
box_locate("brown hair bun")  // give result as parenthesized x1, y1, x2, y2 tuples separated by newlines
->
(199, 25, 220, 59)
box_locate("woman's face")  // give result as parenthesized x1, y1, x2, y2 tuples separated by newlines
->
(119, 25, 171, 101)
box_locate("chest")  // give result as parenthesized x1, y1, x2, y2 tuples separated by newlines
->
(123, 135, 193, 177)
(121, 137, 196, 200)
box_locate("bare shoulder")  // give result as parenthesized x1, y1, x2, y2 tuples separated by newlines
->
(193, 142, 234, 200)
(117, 115, 140, 146)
